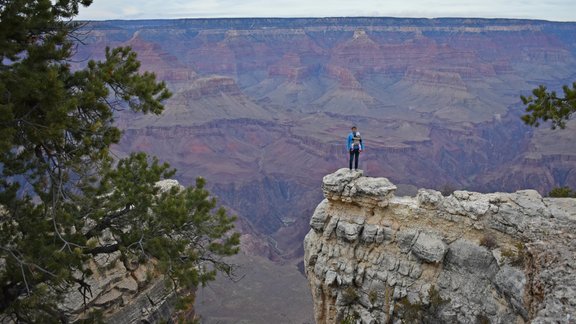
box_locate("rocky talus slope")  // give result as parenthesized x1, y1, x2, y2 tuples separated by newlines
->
(304, 169, 576, 323)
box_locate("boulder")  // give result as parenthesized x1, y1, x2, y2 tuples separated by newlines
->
(397, 229, 418, 253)
(348, 177, 397, 207)
(495, 266, 528, 319)
(445, 239, 497, 277)
(336, 221, 362, 242)
(411, 232, 447, 263)
(360, 224, 380, 243)
(322, 168, 396, 207)
(310, 199, 330, 232)
(417, 189, 444, 208)
(322, 168, 363, 199)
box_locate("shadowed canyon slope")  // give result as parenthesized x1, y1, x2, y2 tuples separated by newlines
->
(76, 17, 576, 321)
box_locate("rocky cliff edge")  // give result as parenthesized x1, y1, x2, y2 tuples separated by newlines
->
(304, 168, 576, 323)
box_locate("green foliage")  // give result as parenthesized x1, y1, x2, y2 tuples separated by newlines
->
(395, 286, 450, 324)
(368, 289, 378, 305)
(521, 82, 576, 129)
(428, 286, 449, 312)
(0, 1, 238, 321)
(339, 309, 360, 324)
(173, 290, 201, 323)
(341, 286, 359, 305)
(548, 186, 576, 198)
(501, 242, 527, 267)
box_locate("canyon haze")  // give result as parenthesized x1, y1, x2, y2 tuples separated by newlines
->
(76, 17, 576, 322)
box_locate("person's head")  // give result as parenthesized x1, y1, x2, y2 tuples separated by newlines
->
(351, 126, 357, 132)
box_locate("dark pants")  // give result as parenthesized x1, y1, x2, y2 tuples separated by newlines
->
(349, 149, 360, 170)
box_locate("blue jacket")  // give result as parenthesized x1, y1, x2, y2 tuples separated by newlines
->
(346, 131, 364, 151)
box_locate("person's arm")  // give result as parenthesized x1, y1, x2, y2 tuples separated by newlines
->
(346, 133, 352, 150)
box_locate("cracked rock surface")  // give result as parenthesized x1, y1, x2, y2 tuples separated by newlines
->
(304, 168, 576, 323)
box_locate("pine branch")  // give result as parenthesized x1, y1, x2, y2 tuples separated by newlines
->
(85, 243, 119, 255)
(85, 204, 133, 237)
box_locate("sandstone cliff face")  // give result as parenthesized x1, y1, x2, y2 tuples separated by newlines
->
(304, 169, 576, 323)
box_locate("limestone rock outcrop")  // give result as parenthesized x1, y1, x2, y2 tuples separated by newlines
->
(62, 251, 177, 323)
(61, 180, 185, 323)
(304, 168, 576, 323)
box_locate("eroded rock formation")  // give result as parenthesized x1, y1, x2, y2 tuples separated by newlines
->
(62, 250, 177, 322)
(304, 168, 576, 323)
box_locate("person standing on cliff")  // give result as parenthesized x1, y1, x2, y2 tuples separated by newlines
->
(347, 126, 363, 170)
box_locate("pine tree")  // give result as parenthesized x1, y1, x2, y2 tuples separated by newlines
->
(0, 1, 239, 321)
(521, 82, 576, 129)
(548, 186, 576, 198)
(520, 82, 576, 194)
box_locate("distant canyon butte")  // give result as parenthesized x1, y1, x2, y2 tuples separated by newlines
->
(76, 18, 576, 265)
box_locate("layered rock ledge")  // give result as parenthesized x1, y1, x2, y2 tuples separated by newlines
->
(304, 168, 576, 323)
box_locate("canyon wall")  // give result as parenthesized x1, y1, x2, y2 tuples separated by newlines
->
(95, 18, 576, 267)
(75, 18, 576, 321)
(304, 169, 576, 323)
